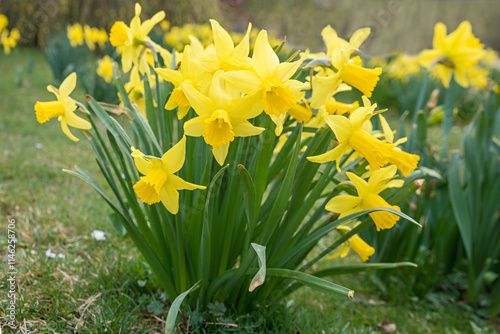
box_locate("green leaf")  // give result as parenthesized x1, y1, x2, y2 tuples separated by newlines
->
(264, 268, 353, 300)
(165, 280, 201, 334)
(249, 243, 266, 292)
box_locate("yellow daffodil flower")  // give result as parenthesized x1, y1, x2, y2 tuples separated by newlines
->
(223, 30, 306, 134)
(131, 136, 205, 214)
(181, 71, 264, 165)
(109, 3, 165, 74)
(308, 96, 395, 172)
(155, 45, 209, 119)
(327, 165, 403, 231)
(378, 114, 420, 177)
(67, 23, 84, 47)
(96, 56, 114, 83)
(34, 73, 91, 142)
(328, 224, 375, 261)
(199, 20, 252, 74)
(419, 21, 485, 88)
(310, 28, 381, 108)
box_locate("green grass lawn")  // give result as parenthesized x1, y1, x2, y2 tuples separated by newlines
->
(1, 48, 498, 333)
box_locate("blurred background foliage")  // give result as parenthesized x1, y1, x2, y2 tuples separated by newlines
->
(1, 0, 499, 53)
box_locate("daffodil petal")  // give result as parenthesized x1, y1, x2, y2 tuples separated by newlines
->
(64, 110, 91, 130)
(162, 136, 186, 174)
(59, 72, 77, 98)
(169, 174, 206, 190)
(253, 30, 279, 79)
(184, 116, 206, 137)
(232, 120, 265, 137)
(223, 70, 262, 93)
(210, 19, 234, 60)
(326, 194, 363, 214)
(60, 117, 79, 142)
(212, 143, 229, 166)
(181, 82, 215, 116)
(160, 184, 179, 214)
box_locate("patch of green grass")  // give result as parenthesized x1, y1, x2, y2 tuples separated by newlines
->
(1, 48, 499, 333)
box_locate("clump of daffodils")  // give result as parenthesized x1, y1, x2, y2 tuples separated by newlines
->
(0, 14, 21, 55)
(35, 6, 426, 265)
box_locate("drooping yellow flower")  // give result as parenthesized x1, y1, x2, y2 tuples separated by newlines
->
(378, 114, 420, 177)
(328, 225, 375, 261)
(109, 3, 165, 74)
(181, 71, 264, 165)
(308, 96, 395, 172)
(34, 73, 91, 141)
(199, 20, 252, 74)
(223, 30, 306, 134)
(327, 166, 403, 231)
(67, 23, 84, 47)
(131, 136, 205, 214)
(96, 55, 114, 83)
(155, 45, 209, 119)
(419, 21, 485, 88)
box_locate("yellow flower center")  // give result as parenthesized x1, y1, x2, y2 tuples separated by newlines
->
(349, 235, 375, 261)
(133, 168, 168, 205)
(109, 21, 130, 47)
(340, 62, 382, 98)
(349, 130, 394, 170)
(262, 80, 297, 117)
(34, 101, 66, 124)
(204, 109, 235, 149)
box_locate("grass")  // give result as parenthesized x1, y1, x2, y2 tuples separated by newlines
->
(1, 48, 499, 333)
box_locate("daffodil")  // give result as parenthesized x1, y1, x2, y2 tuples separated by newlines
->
(327, 166, 403, 231)
(328, 225, 375, 261)
(378, 114, 420, 177)
(308, 97, 395, 172)
(109, 3, 165, 74)
(67, 23, 84, 47)
(419, 21, 485, 88)
(131, 136, 205, 214)
(34, 73, 91, 141)
(96, 56, 114, 83)
(310, 27, 381, 108)
(223, 30, 306, 133)
(155, 45, 209, 119)
(199, 20, 252, 74)
(181, 71, 264, 165)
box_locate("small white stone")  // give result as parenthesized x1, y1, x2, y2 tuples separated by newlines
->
(45, 250, 56, 258)
(35, 143, 43, 149)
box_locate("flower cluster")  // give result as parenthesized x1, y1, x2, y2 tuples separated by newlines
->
(35, 7, 425, 262)
(67, 23, 108, 50)
(0, 14, 20, 55)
